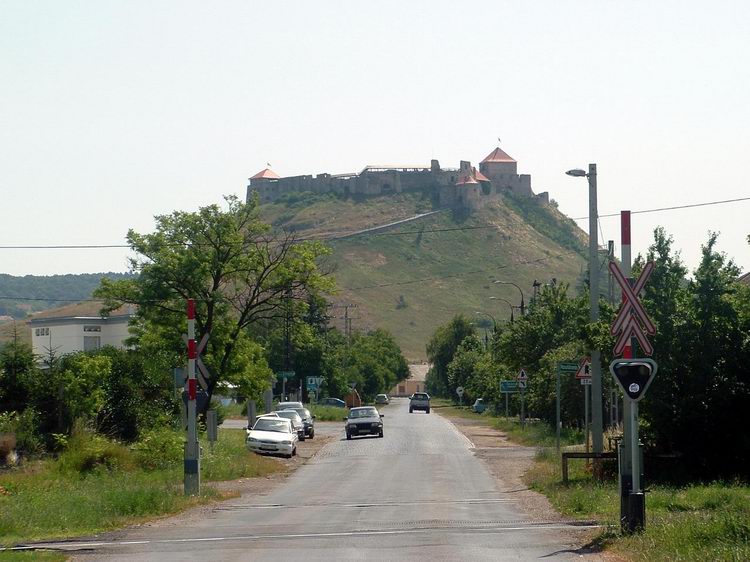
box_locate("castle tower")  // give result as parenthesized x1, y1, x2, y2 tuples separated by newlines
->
(247, 167, 281, 204)
(478, 146, 532, 197)
(479, 147, 517, 176)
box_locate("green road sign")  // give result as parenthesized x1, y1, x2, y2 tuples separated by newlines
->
(276, 371, 295, 381)
(556, 362, 578, 374)
(500, 380, 519, 393)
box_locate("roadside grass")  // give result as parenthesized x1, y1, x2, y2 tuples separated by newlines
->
(436, 399, 750, 561)
(0, 552, 66, 562)
(309, 405, 347, 422)
(0, 428, 282, 546)
(431, 399, 583, 447)
(219, 401, 245, 419)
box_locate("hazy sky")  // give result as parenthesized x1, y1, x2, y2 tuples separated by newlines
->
(2, 1, 748, 280)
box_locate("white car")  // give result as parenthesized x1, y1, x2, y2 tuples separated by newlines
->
(246, 417, 298, 458)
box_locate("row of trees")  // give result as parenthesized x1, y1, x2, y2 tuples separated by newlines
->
(0, 195, 408, 452)
(426, 229, 750, 479)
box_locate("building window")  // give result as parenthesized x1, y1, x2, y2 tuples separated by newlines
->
(83, 325, 101, 332)
(83, 336, 101, 352)
(35, 328, 50, 336)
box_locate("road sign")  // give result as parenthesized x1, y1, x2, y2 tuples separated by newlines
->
(456, 386, 464, 397)
(500, 381, 518, 393)
(609, 359, 658, 401)
(306, 376, 324, 391)
(517, 369, 528, 381)
(575, 358, 592, 379)
(517, 380, 527, 390)
(610, 261, 656, 356)
(557, 362, 578, 374)
(580, 378, 592, 385)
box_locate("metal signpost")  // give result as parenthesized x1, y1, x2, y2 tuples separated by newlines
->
(609, 214, 658, 533)
(576, 359, 592, 454)
(500, 380, 519, 417)
(517, 370, 527, 428)
(555, 362, 578, 450)
(278, 371, 295, 400)
(456, 386, 464, 407)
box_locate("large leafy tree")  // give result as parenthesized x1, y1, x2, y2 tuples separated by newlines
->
(95, 195, 334, 411)
(425, 315, 475, 397)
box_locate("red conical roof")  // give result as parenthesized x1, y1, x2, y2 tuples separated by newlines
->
(455, 175, 479, 186)
(250, 168, 280, 180)
(481, 147, 516, 164)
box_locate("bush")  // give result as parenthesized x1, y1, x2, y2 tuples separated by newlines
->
(57, 425, 135, 474)
(131, 426, 183, 470)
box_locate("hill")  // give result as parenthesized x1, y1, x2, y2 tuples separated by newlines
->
(0, 272, 136, 319)
(260, 191, 588, 360)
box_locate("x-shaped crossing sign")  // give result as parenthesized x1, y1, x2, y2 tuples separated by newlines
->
(182, 333, 210, 390)
(609, 260, 656, 356)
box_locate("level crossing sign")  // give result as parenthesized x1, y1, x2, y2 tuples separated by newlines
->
(575, 358, 591, 380)
(609, 261, 656, 356)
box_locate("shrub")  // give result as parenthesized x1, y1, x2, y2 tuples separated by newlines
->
(57, 424, 135, 474)
(131, 426, 183, 470)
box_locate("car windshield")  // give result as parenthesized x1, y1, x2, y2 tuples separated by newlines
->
(349, 408, 378, 419)
(277, 402, 303, 410)
(293, 408, 310, 419)
(276, 410, 301, 422)
(252, 418, 292, 433)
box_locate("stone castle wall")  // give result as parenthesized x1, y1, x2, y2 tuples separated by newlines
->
(247, 154, 545, 211)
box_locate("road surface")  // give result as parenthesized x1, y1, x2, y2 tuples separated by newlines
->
(40, 398, 598, 561)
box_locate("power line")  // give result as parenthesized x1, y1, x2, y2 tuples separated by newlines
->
(1, 195, 746, 250)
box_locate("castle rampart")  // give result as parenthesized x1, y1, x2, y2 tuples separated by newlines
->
(247, 146, 545, 211)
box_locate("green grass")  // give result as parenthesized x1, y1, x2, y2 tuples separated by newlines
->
(260, 194, 587, 360)
(436, 399, 750, 561)
(0, 552, 67, 562)
(0, 428, 282, 546)
(309, 405, 347, 422)
(432, 399, 584, 447)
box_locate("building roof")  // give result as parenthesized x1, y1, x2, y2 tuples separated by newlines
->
(473, 167, 490, 182)
(250, 168, 280, 180)
(455, 175, 479, 186)
(739, 272, 750, 286)
(481, 147, 516, 164)
(29, 302, 134, 322)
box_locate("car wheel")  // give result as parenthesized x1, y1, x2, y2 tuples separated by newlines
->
(300, 434, 305, 441)
(409, 408, 413, 413)
(379, 431, 384, 438)
(292, 447, 297, 457)
(426, 408, 430, 414)
(309, 430, 315, 439)
(346, 432, 351, 440)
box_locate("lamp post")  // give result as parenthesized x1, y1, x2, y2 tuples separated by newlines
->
(488, 296, 516, 322)
(474, 310, 497, 331)
(493, 281, 525, 316)
(565, 164, 603, 458)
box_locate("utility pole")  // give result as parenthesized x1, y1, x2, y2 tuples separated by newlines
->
(587, 164, 604, 460)
(184, 299, 200, 495)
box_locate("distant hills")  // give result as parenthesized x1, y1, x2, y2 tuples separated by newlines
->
(0, 272, 136, 319)
(0, 191, 589, 360)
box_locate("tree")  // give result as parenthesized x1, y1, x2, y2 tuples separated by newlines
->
(95, 195, 334, 411)
(425, 315, 475, 397)
(0, 325, 35, 413)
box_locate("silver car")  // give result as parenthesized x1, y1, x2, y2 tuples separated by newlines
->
(275, 409, 306, 441)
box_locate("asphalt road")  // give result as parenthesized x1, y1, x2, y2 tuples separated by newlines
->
(41, 398, 598, 561)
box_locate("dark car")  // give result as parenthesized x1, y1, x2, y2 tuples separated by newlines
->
(345, 406, 384, 439)
(292, 407, 315, 439)
(320, 397, 346, 408)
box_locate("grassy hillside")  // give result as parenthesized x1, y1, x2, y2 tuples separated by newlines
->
(261, 192, 588, 360)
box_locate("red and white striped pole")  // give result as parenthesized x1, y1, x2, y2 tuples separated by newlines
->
(621, 211, 632, 359)
(185, 298, 200, 495)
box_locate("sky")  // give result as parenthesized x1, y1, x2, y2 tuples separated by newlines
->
(1, 1, 749, 279)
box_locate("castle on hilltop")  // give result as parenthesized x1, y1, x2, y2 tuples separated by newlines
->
(246, 146, 549, 211)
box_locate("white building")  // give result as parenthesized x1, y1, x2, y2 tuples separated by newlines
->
(29, 302, 134, 361)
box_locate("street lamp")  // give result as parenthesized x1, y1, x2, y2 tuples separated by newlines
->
(488, 296, 516, 322)
(566, 163, 603, 458)
(474, 310, 497, 330)
(493, 281, 525, 315)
